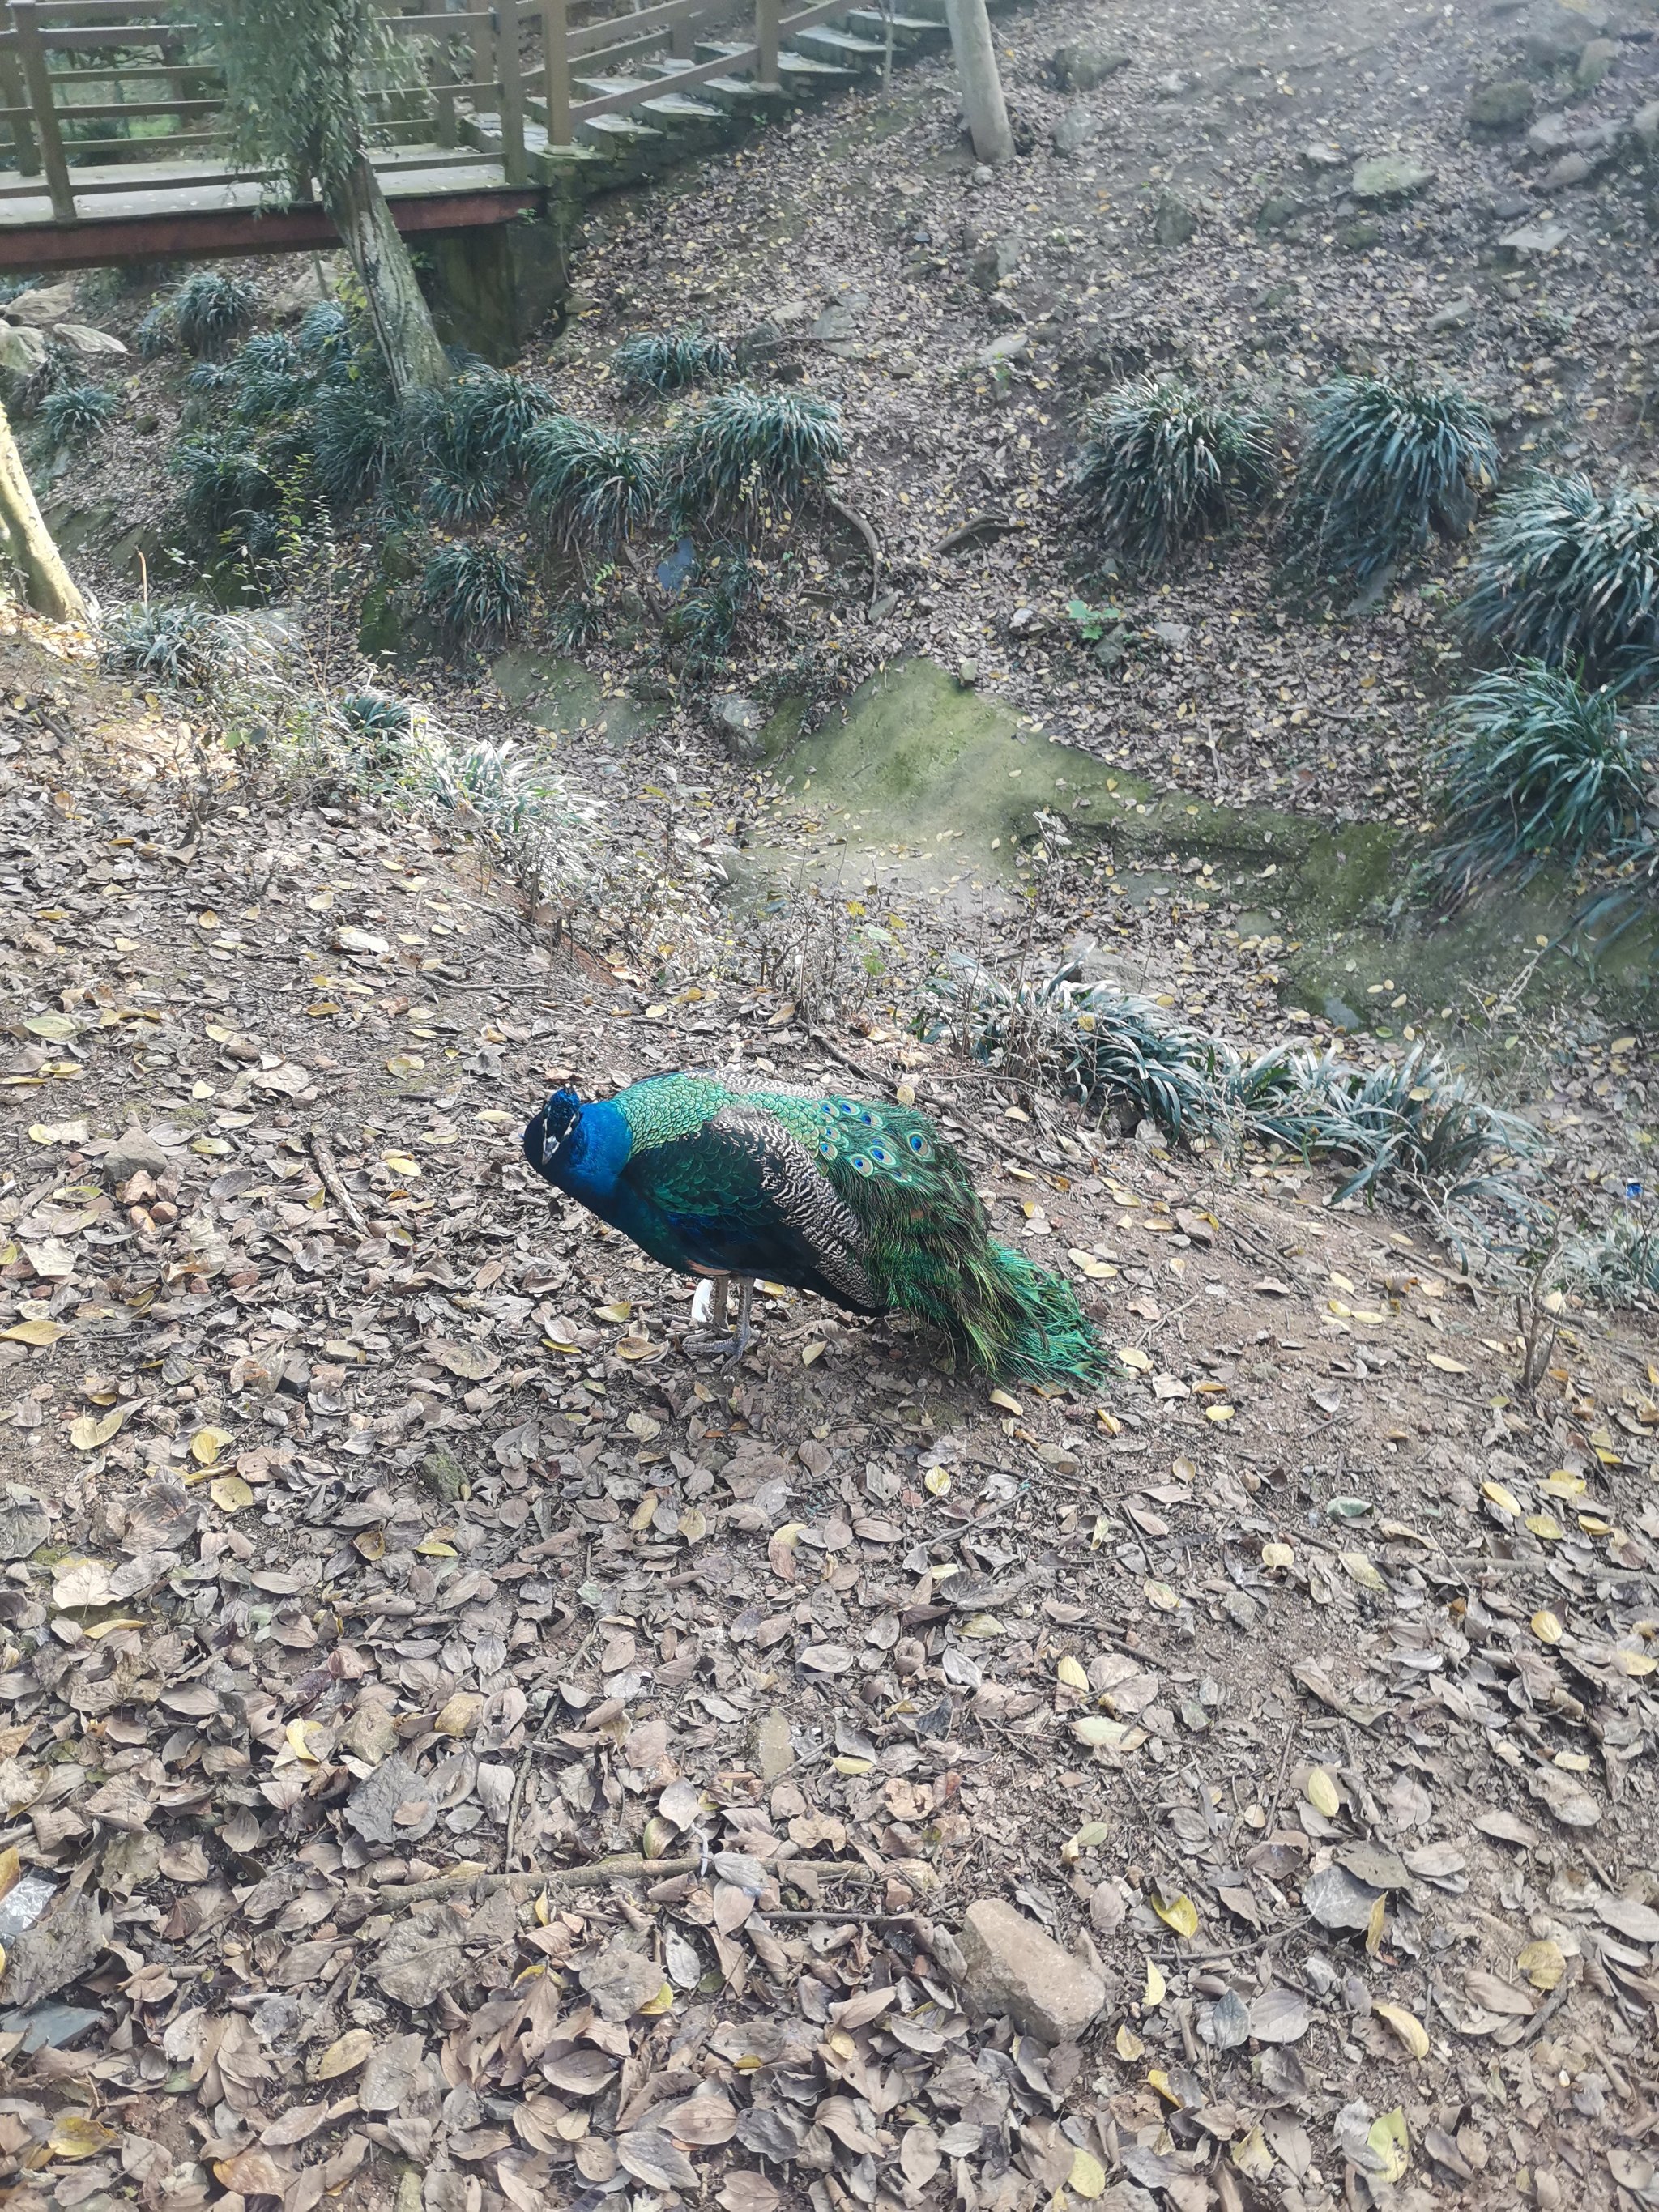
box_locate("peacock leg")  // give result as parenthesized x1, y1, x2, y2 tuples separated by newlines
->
(703, 1277, 754, 1362)
(709, 1275, 729, 1334)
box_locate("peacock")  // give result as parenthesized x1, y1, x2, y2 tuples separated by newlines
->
(522, 1072, 1106, 1387)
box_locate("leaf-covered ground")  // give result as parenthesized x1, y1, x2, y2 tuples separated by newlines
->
(2, 603, 1658, 2212)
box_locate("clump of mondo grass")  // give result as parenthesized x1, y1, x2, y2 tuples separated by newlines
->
(1461, 471, 1659, 697)
(1072, 375, 1275, 571)
(1285, 372, 1499, 591)
(612, 326, 737, 398)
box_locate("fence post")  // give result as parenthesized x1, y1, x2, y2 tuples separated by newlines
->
(755, 0, 779, 87)
(11, 1, 72, 220)
(467, 0, 496, 127)
(539, 0, 569, 144)
(496, 0, 527, 181)
(0, 29, 38, 177)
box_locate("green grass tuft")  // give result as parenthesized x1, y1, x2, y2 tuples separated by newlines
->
(309, 377, 402, 506)
(613, 326, 737, 398)
(419, 541, 527, 644)
(39, 381, 117, 448)
(105, 601, 239, 687)
(1073, 376, 1275, 571)
(668, 386, 844, 525)
(524, 416, 663, 552)
(172, 271, 259, 360)
(1286, 373, 1498, 591)
(1435, 663, 1656, 893)
(1461, 471, 1659, 696)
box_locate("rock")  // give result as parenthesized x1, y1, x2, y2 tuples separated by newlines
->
(957, 1899, 1106, 2044)
(810, 299, 860, 345)
(2, 281, 75, 326)
(1339, 219, 1384, 250)
(1299, 140, 1344, 168)
(1541, 149, 1593, 185)
(1573, 36, 1617, 91)
(1051, 101, 1102, 156)
(0, 323, 48, 377)
(968, 232, 1021, 291)
(1486, 188, 1534, 219)
(1049, 40, 1129, 91)
(100, 1126, 170, 1186)
(711, 694, 766, 756)
(1152, 193, 1197, 246)
(1499, 219, 1570, 255)
(1350, 154, 1435, 202)
(1468, 79, 1535, 131)
(1527, 110, 1616, 156)
(1149, 620, 1191, 650)
(54, 322, 126, 356)
(1427, 291, 1478, 331)
(1634, 100, 1659, 155)
(1256, 192, 1307, 232)
(976, 329, 1030, 369)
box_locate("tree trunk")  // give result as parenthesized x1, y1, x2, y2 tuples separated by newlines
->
(944, 0, 1013, 167)
(322, 150, 450, 397)
(0, 403, 85, 623)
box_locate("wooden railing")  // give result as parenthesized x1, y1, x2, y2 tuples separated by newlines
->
(0, 0, 864, 224)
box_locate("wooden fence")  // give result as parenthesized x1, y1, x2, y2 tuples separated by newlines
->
(0, 0, 864, 224)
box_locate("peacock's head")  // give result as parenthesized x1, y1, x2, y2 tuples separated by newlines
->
(526, 1085, 582, 1173)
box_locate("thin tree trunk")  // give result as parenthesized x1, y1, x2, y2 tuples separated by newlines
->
(322, 150, 450, 397)
(944, 0, 1013, 167)
(0, 404, 85, 623)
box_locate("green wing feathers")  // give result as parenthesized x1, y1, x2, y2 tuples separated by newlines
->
(764, 1086, 1106, 1389)
(613, 1074, 1106, 1388)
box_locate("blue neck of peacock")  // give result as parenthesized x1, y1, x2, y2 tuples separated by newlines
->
(553, 1098, 633, 1204)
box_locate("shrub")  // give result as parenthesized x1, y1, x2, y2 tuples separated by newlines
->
(39, 381, 117, 448)
(1461, 472, 1659, 696)
(172, 271, 259, 360)
(429, 367, 555, 472)
(667, 545, 759, 667)
(415, 737, 599, 918)
(1567, 1219, 1659, 1306)
(524, 416, 663, 552)
(1435, 663, 1656, 891)
(341, 688, 413, 739)
(420, 541, 527, 643)
(928, 955, 1539, 1217)
(1072, 376, 1274, 571)
(136, 303, 173, 360)
(104, 601, 241, 687)
(668, 386, 844, 524)
(295, 300, 353, 368)
(613, 326, 737, 398)
(309, 377, 402, 505)
(172, 437, 282, 560)
(1286, 373, 1499, 591)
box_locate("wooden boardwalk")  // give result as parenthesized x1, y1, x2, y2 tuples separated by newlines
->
(0, 0, 945, 273)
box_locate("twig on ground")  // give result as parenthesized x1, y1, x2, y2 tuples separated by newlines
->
(825, 495, 881, 607)
(375, 1854, 890, 1905)
(1264, 1715, 1299, 1839)
(309, 1126, 369, 1233)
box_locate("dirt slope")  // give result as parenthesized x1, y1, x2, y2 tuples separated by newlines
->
(1, 620, 1657, 2212)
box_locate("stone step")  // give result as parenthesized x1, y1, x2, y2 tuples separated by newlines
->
(841, 8, 949, 45)
(575, 109, 667, 152)
(641, 57, 787, 112)
(791, 23, 889, 66)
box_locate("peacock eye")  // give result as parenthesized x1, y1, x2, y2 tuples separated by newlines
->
(818, 1139, 837, 1161)
(850, 1153, 874, 1177)
(870, 1142, 892, 1166)
(907, 1132, 928, 1155)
